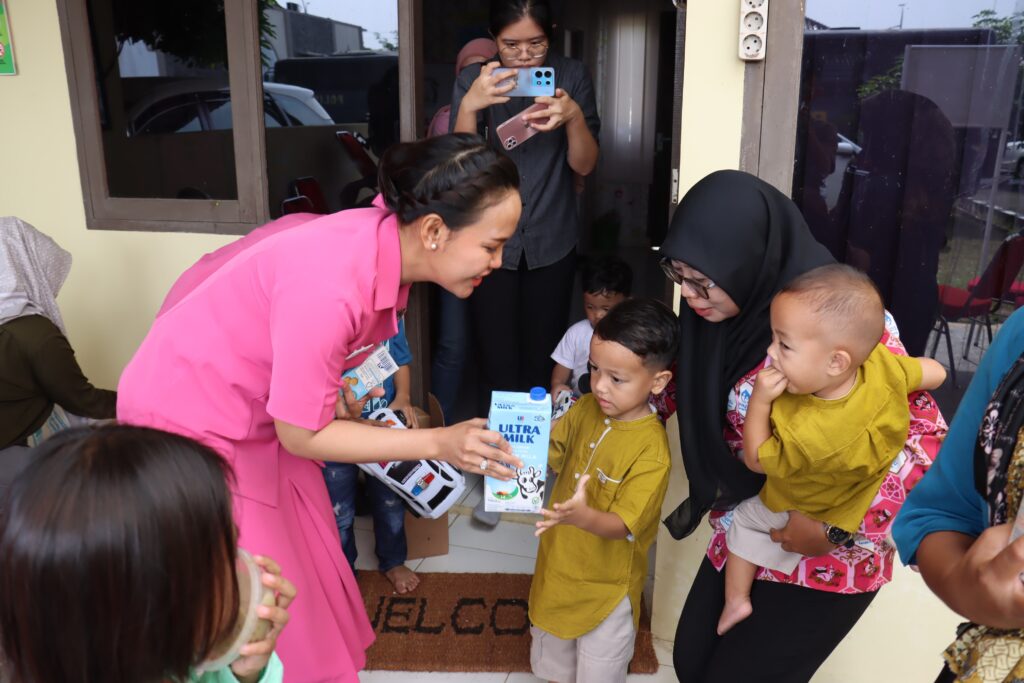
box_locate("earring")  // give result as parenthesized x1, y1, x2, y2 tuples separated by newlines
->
(430, 243, 438, 251)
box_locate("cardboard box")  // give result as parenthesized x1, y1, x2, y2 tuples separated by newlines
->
(404, 393, 450, 560)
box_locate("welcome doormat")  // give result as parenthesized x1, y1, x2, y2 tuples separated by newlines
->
(357, 571, 659, 673)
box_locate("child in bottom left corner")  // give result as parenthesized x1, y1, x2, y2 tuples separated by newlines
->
(529, 298, 678, 683)
(0, 425, 295, 683)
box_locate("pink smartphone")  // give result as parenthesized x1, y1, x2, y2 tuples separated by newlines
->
(496, 103, 550, 151)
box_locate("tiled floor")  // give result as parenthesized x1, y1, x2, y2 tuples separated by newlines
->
(353, 473, 677, 681)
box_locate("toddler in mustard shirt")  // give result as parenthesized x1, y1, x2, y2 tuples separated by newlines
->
(718, 264, 947, 635)
(528, 299, 678, 683)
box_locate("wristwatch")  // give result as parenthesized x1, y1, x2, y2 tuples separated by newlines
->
(824, 523, 854, 546)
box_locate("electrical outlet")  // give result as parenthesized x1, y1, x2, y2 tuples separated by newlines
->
(741, 34, 763, 58)
(743, 11, 764, 31)
(738, 0, 769, 61)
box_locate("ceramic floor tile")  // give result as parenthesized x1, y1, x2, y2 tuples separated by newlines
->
(448, 514, 540, 559)
(506, 664, 676, 682)
(461, 477, 484, 509)
(353, 527, 378, 570)
(353, 528, 420, 575)
(416, 544, 537, 574)
(457, 473, 483, 505)
(360, 671, 509, 682)
(652, 637, 674, 667)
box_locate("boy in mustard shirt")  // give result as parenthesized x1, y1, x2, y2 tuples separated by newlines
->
(528, 299, 678, 683)
(718, 264, 947, 634)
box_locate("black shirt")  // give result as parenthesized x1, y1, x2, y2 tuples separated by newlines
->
(0, 315, 116, 448)
(450, 52, 601, 270)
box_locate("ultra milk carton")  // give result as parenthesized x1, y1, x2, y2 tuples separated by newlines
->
(484, 387, 551, 513)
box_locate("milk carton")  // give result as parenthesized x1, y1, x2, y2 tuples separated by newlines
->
(341, 346, 398, 400)
(484, 387, 551, 513)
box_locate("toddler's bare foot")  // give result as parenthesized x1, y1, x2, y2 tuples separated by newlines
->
(717, 598, 753, 635)
(384, 565, 420, 594)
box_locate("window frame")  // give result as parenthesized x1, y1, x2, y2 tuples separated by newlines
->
(56, 0, 421, 234)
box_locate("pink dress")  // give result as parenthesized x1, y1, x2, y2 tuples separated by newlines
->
(118, 198, 408, 682)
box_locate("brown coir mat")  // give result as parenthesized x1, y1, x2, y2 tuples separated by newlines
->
(356, 571, 658, 674)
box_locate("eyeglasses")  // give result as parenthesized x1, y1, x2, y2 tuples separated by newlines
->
(660, 258, 717, 300)
(498, 40, 549, 58)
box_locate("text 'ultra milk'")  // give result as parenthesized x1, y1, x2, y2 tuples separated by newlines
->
(484, 388, 551, 513)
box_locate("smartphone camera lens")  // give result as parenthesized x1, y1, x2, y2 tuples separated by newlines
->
(535, 70, 543, 78)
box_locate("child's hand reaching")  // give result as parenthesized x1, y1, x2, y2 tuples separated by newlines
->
(535, 474, 593, 537)
(551, 383, 573, 400)
(388, 396, 420, 428)
(336, 384, 385, 420)
(751, 366, 788, 405)
(230, 554, 298, 683)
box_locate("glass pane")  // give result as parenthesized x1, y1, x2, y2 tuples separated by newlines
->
(263, 2, 399, 218)
(420, 1, 490, 140)
(794, 1, 1024, 396)
(133, 96, 203, 135)
(88, 0, 238, 200)
(204, 94, 234, 131)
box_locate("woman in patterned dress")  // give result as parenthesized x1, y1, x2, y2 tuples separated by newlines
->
(657, 170, 947, 682)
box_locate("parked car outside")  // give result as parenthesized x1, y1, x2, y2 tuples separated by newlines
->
(1003, 139, 1024, 179)
(126, 81, 333, 136)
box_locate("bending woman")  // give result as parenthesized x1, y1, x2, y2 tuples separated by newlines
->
(117, 134, 523, 683)
(660, 170, 947, 682)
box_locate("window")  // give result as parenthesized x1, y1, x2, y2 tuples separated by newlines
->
(133, 97, 204, 136)
(792, 1, 1024, 391)
(57, 0, 415, 233)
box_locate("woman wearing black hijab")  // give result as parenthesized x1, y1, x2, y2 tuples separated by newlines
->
(660, 170, 947, 682)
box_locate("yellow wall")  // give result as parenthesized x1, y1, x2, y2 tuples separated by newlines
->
(650, 0, 746, 642)
(0, 0, 233, 388)
(650, 2, 961, 681)
(673, 1, 747, 197)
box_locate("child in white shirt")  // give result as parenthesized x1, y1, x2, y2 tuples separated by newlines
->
(551, 256, 632, 397)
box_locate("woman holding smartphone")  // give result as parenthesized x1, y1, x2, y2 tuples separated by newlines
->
(451, 0, 600, 424)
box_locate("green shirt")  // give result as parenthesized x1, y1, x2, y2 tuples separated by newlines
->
(758, 344, 922, 532)
(0, 315, 116, 447)
(191, 653, 283, 683)
(529, 394, 670, 639)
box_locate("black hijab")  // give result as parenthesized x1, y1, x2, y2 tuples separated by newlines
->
(660, 170, 834, 539)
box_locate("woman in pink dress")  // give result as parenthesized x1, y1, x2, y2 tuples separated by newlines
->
(117, 134, 523, 682)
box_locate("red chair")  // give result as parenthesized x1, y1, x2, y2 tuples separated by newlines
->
(965, 276, 1024, 301)
(290, 177, 330, 214)
(930, 232, 1024, 384)
(336, 130, 379, 209)
(280, 195, 315, 215)
(336, 130, 378, 179)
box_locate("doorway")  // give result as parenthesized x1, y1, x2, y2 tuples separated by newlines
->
(413, 0, 687, 607)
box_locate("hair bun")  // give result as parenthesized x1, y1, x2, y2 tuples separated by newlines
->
(375, 134, 519, 231)
(377, 143, 409, 213)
